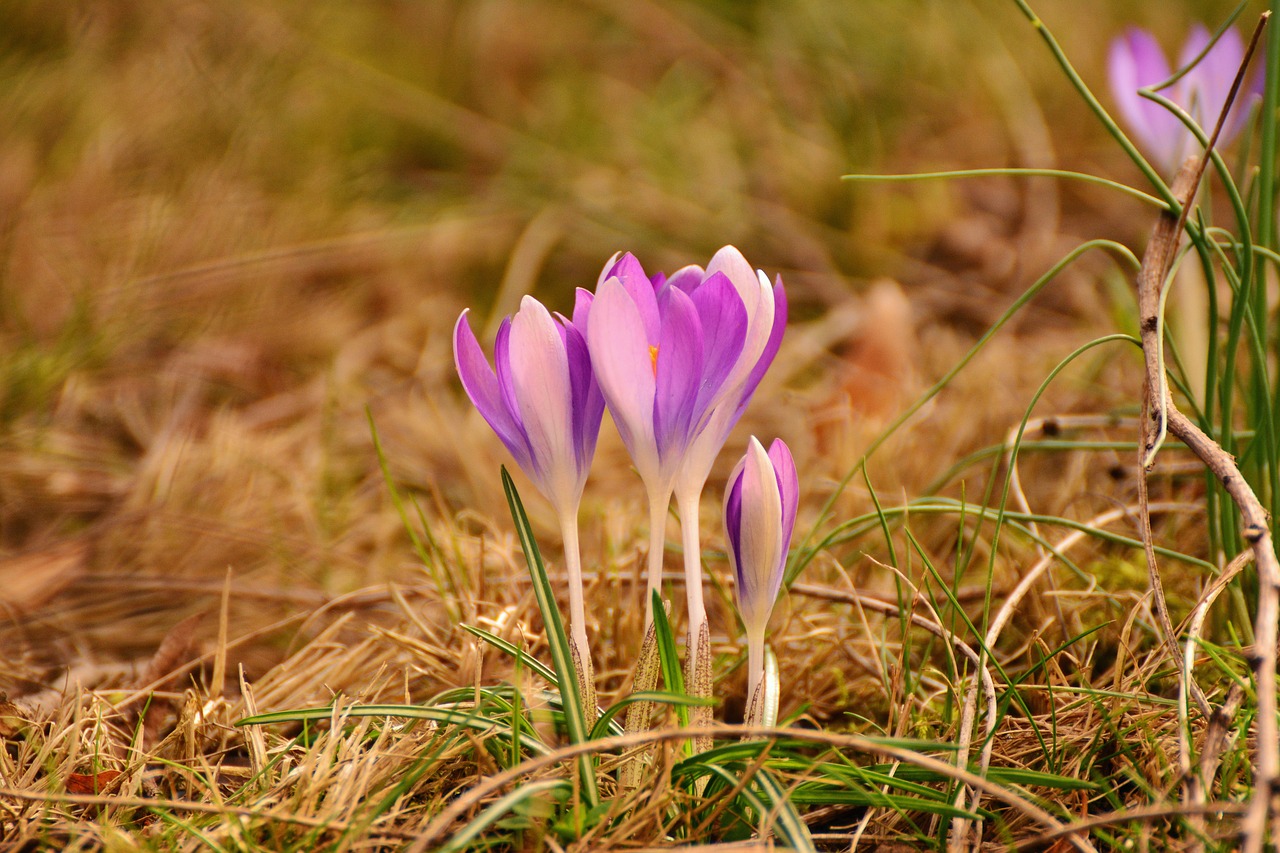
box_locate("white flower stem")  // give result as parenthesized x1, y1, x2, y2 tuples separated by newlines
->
(557, 507, 589, 661)
(643, 486, 672, 625)
(746, 624, 766, 714)
(675, 485, 707, 678)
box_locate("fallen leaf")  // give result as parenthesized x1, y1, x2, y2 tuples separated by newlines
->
(66, 770, 122, 794)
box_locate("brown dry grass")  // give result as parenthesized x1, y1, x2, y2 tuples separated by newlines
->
(0, 0, 1263, 849)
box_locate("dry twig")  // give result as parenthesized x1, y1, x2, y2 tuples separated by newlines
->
(1133, 18, 1279, 847)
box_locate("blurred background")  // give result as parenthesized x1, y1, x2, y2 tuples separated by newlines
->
(0, 0, 1261, 712)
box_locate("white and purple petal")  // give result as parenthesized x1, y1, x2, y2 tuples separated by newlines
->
(588, 278, 660, 480)
(687, 272, 748, 415)
(733, 437, 784, 634)
(509, 297, 578, 503)
(602, 253, 661, 344)
(1109, 28, 1182, 168)
(767, 438, 799, 600)
(733, 275, 789, 422)
(454, 311, 534, 474)
(653, 286, 705, 462)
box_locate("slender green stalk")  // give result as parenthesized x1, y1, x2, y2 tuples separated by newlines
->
(1264, 2, 1280, 529)
(1008, 0, 1176, 209)
(842, 168, 1166, 207)
(500, 468, 599, 808)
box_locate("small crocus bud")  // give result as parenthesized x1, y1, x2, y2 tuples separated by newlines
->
(1108, 24, 1262, 173)
(724, 437, 798, 725)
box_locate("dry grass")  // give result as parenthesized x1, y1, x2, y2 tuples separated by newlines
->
(0, 0, 1267, 849)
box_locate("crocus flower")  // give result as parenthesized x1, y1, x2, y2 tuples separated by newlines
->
(454, 292, 604, 714)
(725, 437, 798, 725)
(1109, 24, 1261, 172)
(586, 250, 751, 606)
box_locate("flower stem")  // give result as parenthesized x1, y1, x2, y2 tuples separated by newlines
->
(675, 486, 707, 671)
(676, 485, 712, 755)
(644, 486, 672, 625)
(558, 506, 596, 723)
(558, 508, 589, 659)
(746, 626, 765, 709)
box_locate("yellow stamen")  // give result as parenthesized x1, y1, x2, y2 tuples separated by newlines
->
(648, 344, 659, 376)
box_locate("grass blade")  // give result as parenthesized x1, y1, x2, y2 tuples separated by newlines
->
(501, 467, 599, 808)
(437, 778, 570, 853)
(651, 589, 688, 726)
(589, 690, 713, 740)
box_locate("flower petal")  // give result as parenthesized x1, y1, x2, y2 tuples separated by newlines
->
(689, 271, 748, 414)
(588, 278, 659, 479)
(605, 253, 661, 344)
(706, 245, 758, 299)
(666, 264, 706, 294)
(596, 251, 622, 289)
(735, 437, 783, 634)
(767, 438, 799, 601)
(1180, 25, 1254, 143)
(509, 296, 577, 505)
(453, 310, 533, 473)
(724, 454, 747, 584)
(494, 317, 523, 430)
(1109, 28, 1182, 168)
(733, 274, 788, 422)
(563, 320, 604, 473)
(653, 286, 704, 462)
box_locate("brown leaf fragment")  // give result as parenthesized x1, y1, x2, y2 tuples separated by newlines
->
(66, 769, 122, 794)
(839, 279, 917, 421)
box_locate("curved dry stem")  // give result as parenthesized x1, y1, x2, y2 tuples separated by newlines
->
(1136, 151, 1280, 852)
(1181, 549, 1252, 849)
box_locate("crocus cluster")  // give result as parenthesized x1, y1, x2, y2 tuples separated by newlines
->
(1108, 24, 1262, 173)
(589, 248, 786, 696)
(453, 245, 796, 730)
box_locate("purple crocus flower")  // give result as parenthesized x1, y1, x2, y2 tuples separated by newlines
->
(725, 437, 798, 724)
(1109, 24, 1261, 172)
(586, 251, 750, 603)
(454, 292, 605, 712)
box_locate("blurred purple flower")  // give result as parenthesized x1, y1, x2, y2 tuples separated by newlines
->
(725, 437, 798, 716)
(454, 293, 604, 515)
(1109, 24, 1262, 171)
